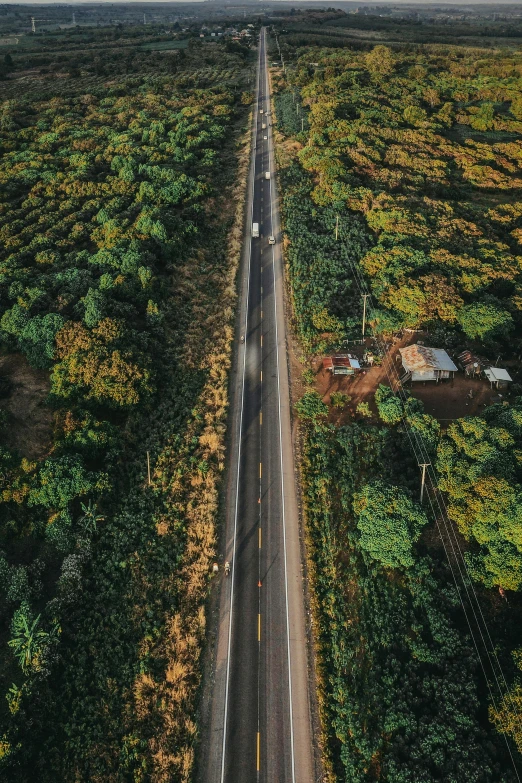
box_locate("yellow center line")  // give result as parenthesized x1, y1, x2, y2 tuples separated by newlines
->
(260, 334, 263, 347)
(260, 411, 262, 425)
(258, 614, 261, 642)
(260, 371, 262, 382)
(259, 462, 262, 479)
(257, 732, 260, 771)
(259, 527, 262, 548)
(261, 309, 263, 319)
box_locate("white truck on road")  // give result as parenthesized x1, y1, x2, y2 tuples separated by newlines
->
(252, 222, 259, 238)
(265, 171, 271, 180)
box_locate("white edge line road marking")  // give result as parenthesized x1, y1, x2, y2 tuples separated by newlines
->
(265, 30, 297, 783)
(219, 35, 260, 783)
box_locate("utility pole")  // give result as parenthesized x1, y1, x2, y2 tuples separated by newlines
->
(361, 293, 370, 337)
(147, 451, 151, 485)
(335, 214, 339, 241)
(31, 16, 36, 33)
(419, 463, 430, 504)
(301, 117, 304, 132)
(143, 13, 146, 24)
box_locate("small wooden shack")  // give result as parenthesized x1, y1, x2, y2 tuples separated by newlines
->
(323, 355, 361, 376)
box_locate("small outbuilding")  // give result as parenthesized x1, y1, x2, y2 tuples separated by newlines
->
(323, 355, 361, 376)
(399, 344, 457, 383)
(457, 350, 485, 377)
(484, 367, 513, 389)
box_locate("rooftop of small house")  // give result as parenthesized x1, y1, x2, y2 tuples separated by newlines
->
(400, 344, 457, 374)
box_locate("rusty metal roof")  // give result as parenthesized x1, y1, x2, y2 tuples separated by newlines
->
(323, 355, 360, 370)
(399, 344, 457, 373)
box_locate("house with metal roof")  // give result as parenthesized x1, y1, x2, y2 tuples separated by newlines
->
(399, 344, 457, 383)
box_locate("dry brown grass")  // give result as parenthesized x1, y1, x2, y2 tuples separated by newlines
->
(127, 114, 253, 783)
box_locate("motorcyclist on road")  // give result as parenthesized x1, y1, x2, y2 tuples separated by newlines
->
(224, 561, 231, 576)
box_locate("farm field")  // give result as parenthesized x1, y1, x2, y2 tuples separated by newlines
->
(270, 15, 522, 782)
(141, 39, 190, 51)
(0, 20, 255, 781)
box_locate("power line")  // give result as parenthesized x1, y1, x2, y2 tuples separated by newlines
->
(331, 213, 522, 778)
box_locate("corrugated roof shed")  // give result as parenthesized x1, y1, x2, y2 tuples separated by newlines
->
(485, 367, 512, 383)
(323, 355, 361, 373)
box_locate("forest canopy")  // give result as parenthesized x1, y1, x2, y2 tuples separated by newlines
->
(0, 30, 253, 781)
(283, 42, 522, 348)
(273, 30, 522, 783)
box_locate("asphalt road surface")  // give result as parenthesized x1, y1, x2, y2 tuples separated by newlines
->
(198, 27, 315, 783)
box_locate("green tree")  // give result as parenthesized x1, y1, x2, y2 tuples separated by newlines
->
(28, 455, 106, 510)
(375, 384, 403, 424)
(457, 301, 513, 341)
(8, 603, 51, 673)
(365, 45, 394, 79)
(510, 95, 522, 121)
(356, 401, 372, 418)
(330, 391, 351, 409)
(403, 104, 427, 127)
(82, 288, 105, 328)
(79, 500, 104, 535)
(1, 307, 64, 369)
(354, 481, 428, 570)
(295, 391, 328, 421)
(404, 398, 440, 454)
(437, 407, 522, 590)
(469, 102, 495, 131)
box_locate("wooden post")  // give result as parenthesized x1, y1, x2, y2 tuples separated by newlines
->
(419, 463, 430, 504)
(362, 293, 370, 337)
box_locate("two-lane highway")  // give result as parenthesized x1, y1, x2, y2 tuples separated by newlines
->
(198, 28, 315, 783)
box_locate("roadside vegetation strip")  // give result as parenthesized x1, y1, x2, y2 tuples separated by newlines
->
(269, 31, 522, 783)
(0, 36, 255, 781)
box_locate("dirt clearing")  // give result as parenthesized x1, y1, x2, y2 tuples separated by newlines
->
(0, 353, 53, 459)
(312, 334, 504, 426)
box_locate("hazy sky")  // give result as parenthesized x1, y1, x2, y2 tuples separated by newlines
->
(11, 0, 522, 4)
(10, 0, 522, 4)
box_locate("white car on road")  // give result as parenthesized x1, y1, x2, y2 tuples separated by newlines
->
(268, 235, 276, 245)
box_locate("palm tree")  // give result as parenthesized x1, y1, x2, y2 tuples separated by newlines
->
(79, 500, 104, 535)
(8, 610, 49, 673)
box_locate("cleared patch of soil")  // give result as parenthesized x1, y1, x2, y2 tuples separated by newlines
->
(0, 353, 53, 460)
(312, 333, 505, 427)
